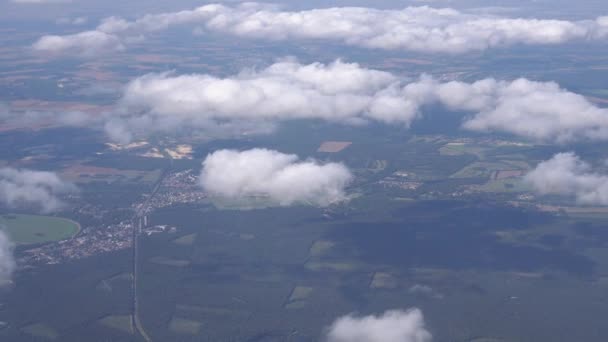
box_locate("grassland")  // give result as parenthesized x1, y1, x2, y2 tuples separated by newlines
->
(21, 323, 58, 339)
(148, 256, 190, 267)
(439, 142, 487, 158)
(288, 286, 313, 302)
(168, 317, 202, 335)
(370, 272, 398, 289)
(173, 233, 197, 245)
(450, 160, 529, 179)
(61, 163, 161, 184)
(304, 260, 358, 272)
(585, 88, 608, 97)
(537, 205, 608, 219)
(284, 286, 314, 309)
(0, 214, 79, 245)
(476, 178, 531, 193)
(98, 315, 133, 334)
(96, 273, 132, 293)
(309, 240, 335, 257)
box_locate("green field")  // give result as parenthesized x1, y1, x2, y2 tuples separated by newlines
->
(439, 143, 487, 158)
(585, 88, 608, 97)
(97, 315, 133, 334)
(0, 214, 80, 245)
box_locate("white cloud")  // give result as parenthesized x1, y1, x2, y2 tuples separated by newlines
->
(0, 103, 95, 128)
(325, 308, 432, 342)
(199, 149, 353, 207)
(0, 231, 15, 285)
(3, 60, 608, 144)
(31, 3, 608, 56)
(56, 16, 88, 26)
(459, 79, 608, 142)
(32, 30, 124, 57)
(12, 0, 70, 3)
(110, 60, 608, 143)
(109, 60, 416, 142)
(526, 153, 608, 205)
(0, 168, 77, 213)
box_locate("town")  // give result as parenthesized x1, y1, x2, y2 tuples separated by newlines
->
(18, 169, 206, 266)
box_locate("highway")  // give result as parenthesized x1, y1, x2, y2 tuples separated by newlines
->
(131, 164, 171, 342)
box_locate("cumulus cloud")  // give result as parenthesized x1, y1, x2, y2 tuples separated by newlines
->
(526, 153, 608, 205)
(109, 60, 417, 142)
(0, 104, 95, 128)
(31, 3, 608, 56)
(3, 60, 608, 144)
(0, 231, 15, 285)
(325, 309, 432, 342)
(0, 168, 77, 213)
(32, 30, 124, 57)
(199, 149, 353, 207)
(108, 60, 608, 143)
(459, 79, 608, 142)
(56, 17, 88, 26)
(12, 0, 70, 3)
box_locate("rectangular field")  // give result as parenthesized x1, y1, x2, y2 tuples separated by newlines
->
(317, 141, 352, 153)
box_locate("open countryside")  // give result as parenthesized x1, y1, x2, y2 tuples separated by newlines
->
(0, 215, 80, 245)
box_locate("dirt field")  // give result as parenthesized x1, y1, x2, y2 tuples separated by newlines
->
(317, 141, 352, 153)
(493, 170, 524, 180)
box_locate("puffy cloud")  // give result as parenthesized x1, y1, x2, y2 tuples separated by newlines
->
(32, 30, 124, 57)
(12, 0, 70, 3)
(0, 103, 104, 139)
(526, 153, 608, 205)
(56, 17, 88, 26)
(0, 103, 95, 128)
(111, 60, 608, 143)
(459, 79, 608, 142)
(110, 60, 416, 142)
(199, 149, 353, 207)
(0, 168, 77, 213)
(0, 231, 15, 285)
(31, 3, 608, 56)
(109, 61, 461, 141)
(325, 309, 432, 342)
(3, 60, 608, 144)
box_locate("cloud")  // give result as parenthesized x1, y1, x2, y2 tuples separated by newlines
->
(31, 3, 608, 56)
(199, 149, 353, 207)
(459, 79, 608, 142)
(109, 60, 608, 143)
(56, 17, 88, 26)
(0, 103, 95, 128)
(3, 60, 608, 144)
(526, 153, 608, 205)
(325, 308, 432, 342)
(109, 60, 416, 142)
(0, 231, 15, 285)
(32, 30, 124, 57)
(12, 0, 70, 3)
(0, 168, 77, 213)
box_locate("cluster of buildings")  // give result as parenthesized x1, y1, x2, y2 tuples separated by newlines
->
(143, 224, 177, 236)
(19, 169, 206, 267)
(146, 170, 207, 210)
(20, 221, 134, 266)
(378, 171, 423, 191)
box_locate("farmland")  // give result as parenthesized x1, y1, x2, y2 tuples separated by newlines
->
(0, 214, 80, 245)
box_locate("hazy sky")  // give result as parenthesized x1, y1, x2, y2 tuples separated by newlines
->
(3, 0, 608, 21)
(4, 1, 608, 338)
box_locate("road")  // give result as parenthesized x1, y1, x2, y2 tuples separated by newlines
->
(131, 164, 171, 342)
